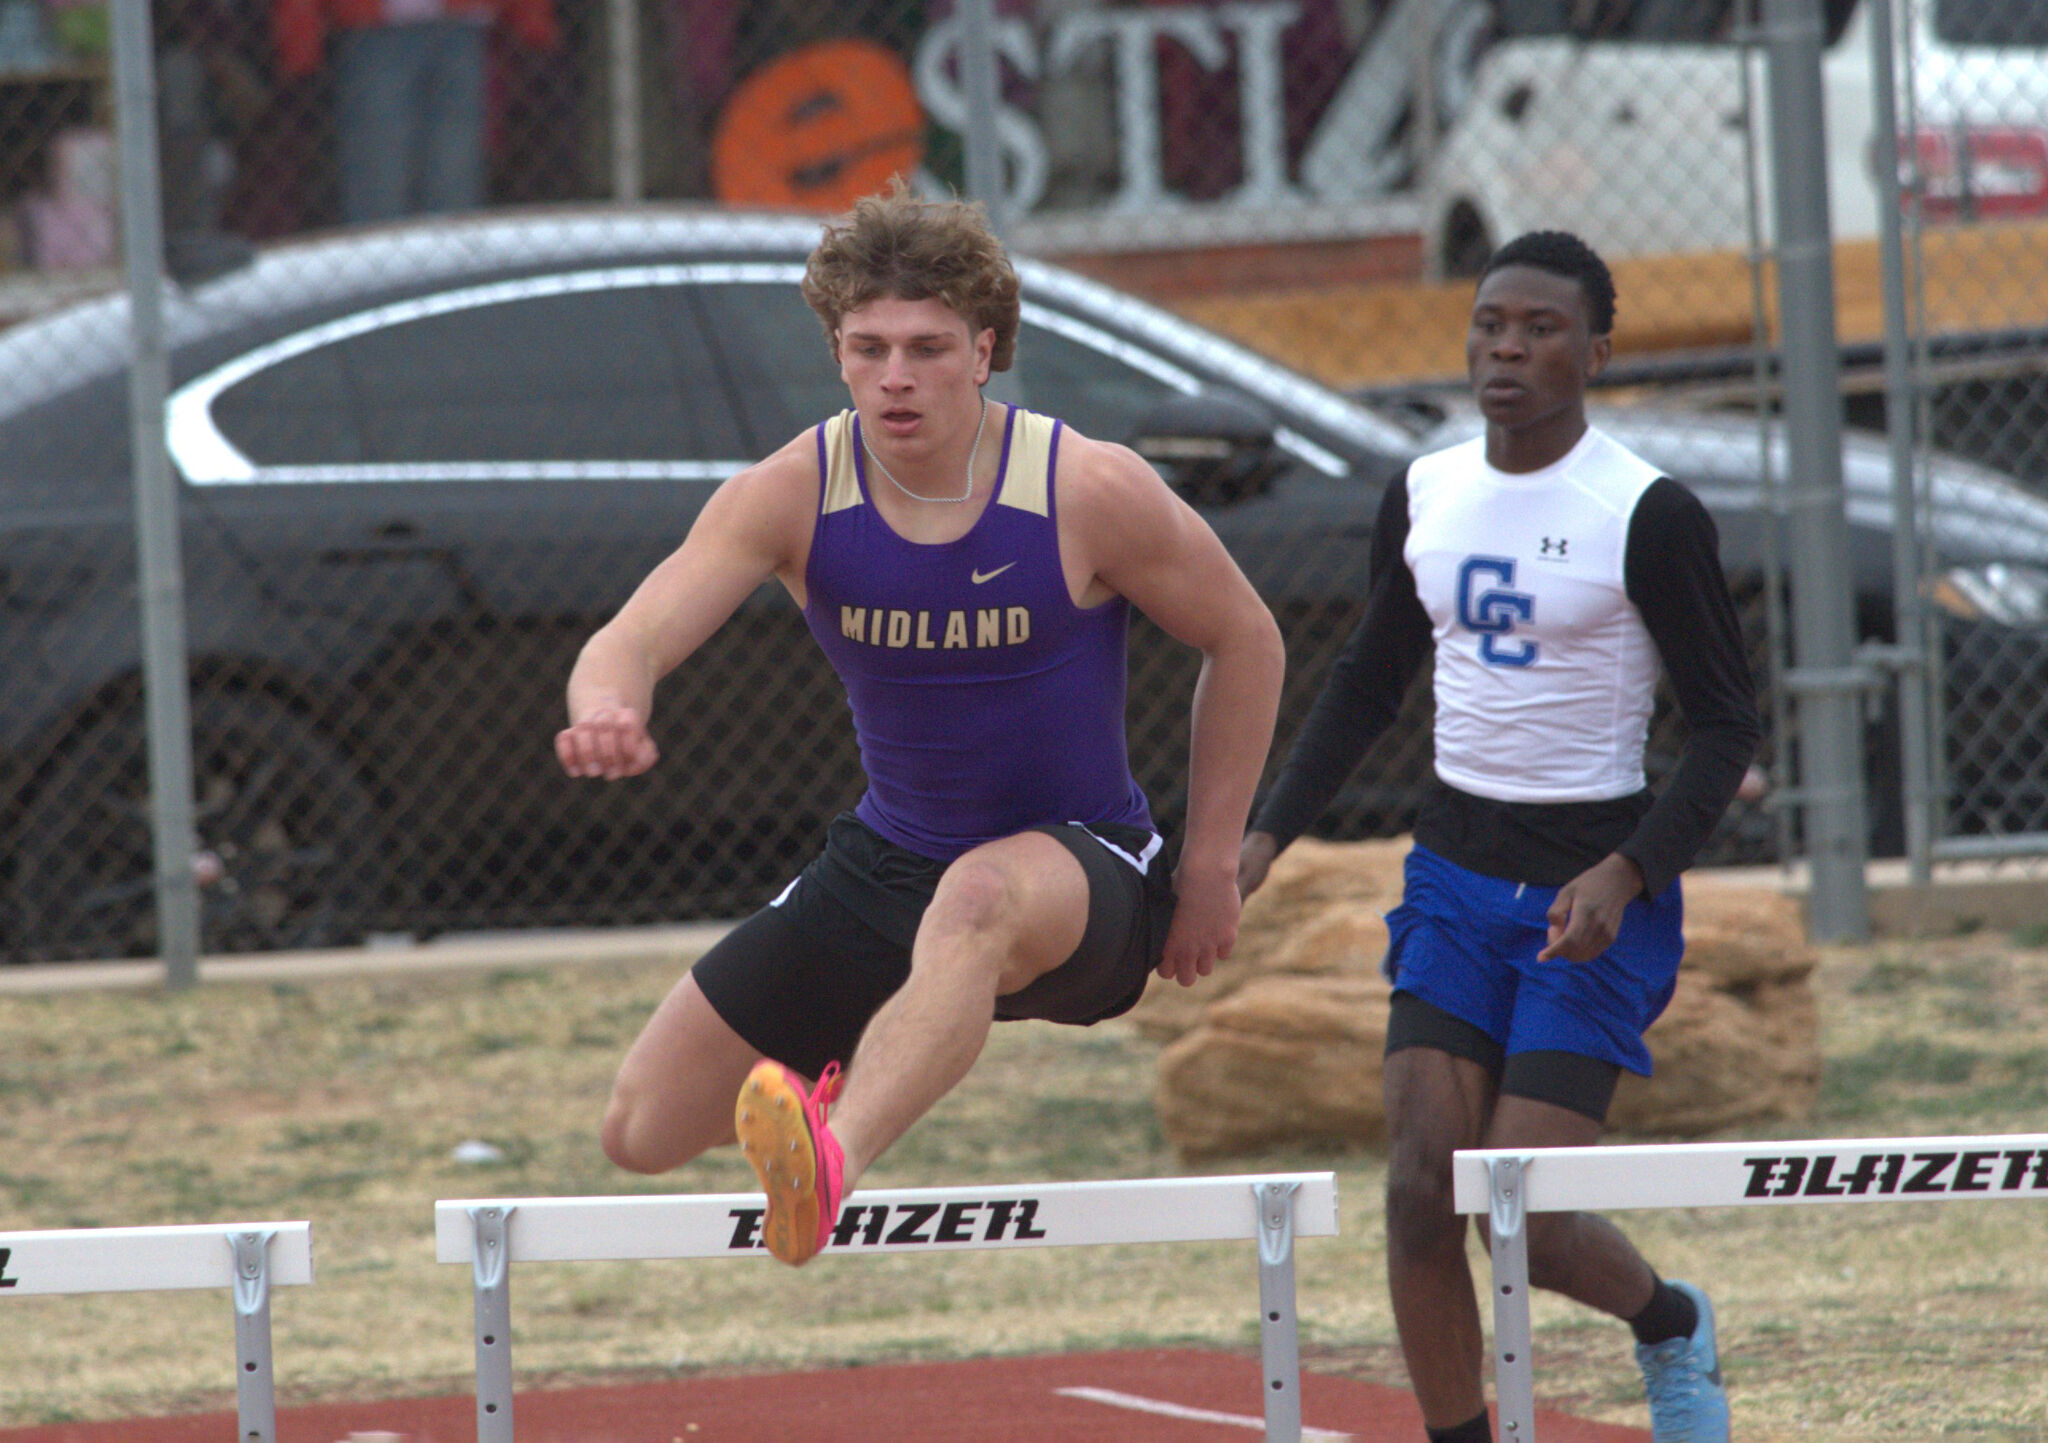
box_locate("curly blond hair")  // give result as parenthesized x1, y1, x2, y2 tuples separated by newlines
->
(801, 179, 1022, 372)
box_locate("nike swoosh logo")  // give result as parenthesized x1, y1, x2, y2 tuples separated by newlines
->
(971, 562, 1018, 585)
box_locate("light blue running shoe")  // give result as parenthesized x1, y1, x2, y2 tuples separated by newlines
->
(1635, 1280, 1730, 1443)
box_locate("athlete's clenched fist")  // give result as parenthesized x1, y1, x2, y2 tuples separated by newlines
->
(556, 706, 660, 780)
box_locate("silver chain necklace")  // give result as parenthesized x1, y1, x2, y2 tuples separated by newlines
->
(864, 396, 988, 504)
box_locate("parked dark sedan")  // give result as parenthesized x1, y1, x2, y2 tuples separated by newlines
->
(4, 207, 2045, 961)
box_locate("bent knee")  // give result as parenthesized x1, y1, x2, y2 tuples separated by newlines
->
(600, 1095, 667, 1174)
(601, 1086, 717, 1175)
(923, 857, 1028, 951)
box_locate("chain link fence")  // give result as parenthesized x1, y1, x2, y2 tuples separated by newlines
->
(1, 0, 2045, 963)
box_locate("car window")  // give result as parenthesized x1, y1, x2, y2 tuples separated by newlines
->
(692, 282, 1193, 453)
(1490, 0, 1571, 37)
(1488, 0, 1849, 44)
(1935, 0, 2048, 46)
(207, 286, 748, 465)
(691, 283, 850, 452)
(1006, 315, 1189, 445)
(1489, 0, 1732, 42)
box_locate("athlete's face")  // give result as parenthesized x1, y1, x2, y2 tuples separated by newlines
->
(836, 295, 995, 454)
(1467, 265, 1611, 468)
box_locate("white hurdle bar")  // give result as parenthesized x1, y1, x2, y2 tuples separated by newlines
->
(1455, 1132, 2048, 1442)
(437, 1172, 1338, 1443)
(0, 1221, 315, 1442)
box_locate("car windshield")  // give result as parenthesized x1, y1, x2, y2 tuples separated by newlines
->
(205, 283, 750, 466)
(1004, 321, 1188, 446)
(1934, 0, 2048, 46)
(640, 281, 1189, 453)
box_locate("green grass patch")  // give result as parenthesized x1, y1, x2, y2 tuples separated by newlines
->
(1822, 1037, 1984, 1118)
(1851, 954, 1930, 995)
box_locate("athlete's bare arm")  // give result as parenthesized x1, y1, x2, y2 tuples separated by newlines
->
(1057, 432, 1286, 987)
(558, 436, 818, 780)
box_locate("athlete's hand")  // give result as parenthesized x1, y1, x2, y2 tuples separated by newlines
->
(1538, 853, 1645, 963)
(556, 706, 660, 780)
(1237, 831, 1279, 900)
(1159, 862, 1240, 987)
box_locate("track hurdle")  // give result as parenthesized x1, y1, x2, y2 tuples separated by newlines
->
(1455, 1132, 2048, 1441)
(437, 1172, 1337, 1442)
(0, 1221, 314, 1442)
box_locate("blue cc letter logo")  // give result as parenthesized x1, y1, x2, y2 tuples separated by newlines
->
(1456, 556, 1536, 667)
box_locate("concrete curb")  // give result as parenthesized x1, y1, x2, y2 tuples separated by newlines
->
(0, 922, 733, 995)
(1688, 859, 2048, 938)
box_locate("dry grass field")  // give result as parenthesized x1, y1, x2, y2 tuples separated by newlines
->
(2, 922, 2045, 1439)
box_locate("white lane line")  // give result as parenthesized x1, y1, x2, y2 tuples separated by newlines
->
(1055, 1386, 1353, 1440)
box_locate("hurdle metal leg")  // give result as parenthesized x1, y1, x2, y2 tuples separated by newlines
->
(469, 1205, 516, 1443)
(229, 1230, 278, 1443)
(1485, 1155, 1537, 1443)
(1254, 1179, 1304, 1443)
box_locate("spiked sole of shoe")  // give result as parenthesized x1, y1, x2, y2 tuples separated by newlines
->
(735, 1068, 821, 1266)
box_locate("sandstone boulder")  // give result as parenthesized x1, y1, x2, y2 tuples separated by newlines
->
(1608, 970, 1820, 1135)
(1156, 975, 1392, 1158)
(1672, 878, 1821, 986)
(1148, 838, 1820, 1158)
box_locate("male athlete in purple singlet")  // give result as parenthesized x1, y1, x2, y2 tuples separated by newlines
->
(557, 182, 1285, 1267)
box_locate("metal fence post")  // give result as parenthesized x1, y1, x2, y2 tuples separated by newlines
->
(1736, 19, 1799, 874)
(607, 0, 642, 202)
(1866, 0, 1934, 887)
(112, 0, 202, 984)
(1762, 0, 1870, 941)
(958, 0, 1007, 236)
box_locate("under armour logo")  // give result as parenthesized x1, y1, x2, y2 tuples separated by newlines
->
(1539, 536, 1569, 558)
(970, 562, 1017, 585)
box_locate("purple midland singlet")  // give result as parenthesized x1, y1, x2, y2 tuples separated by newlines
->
(801, 406, 1155, 861)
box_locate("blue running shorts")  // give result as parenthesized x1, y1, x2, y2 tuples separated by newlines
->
(1381, 843, 1684, 1076)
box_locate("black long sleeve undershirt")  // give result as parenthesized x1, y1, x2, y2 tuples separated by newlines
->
(1253, 469, 1763, 897)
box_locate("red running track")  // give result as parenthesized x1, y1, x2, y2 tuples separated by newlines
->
(2, 1350, 1648, 1443)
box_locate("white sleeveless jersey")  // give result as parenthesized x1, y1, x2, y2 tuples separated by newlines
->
(1403, 426, 1665, 804)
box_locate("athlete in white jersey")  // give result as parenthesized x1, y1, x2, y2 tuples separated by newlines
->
(1241, 233, 1758, 1443)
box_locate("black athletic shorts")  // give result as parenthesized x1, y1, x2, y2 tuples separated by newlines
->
(693, 812, 1178, 1080)
(1385, 990, 1623, 1123)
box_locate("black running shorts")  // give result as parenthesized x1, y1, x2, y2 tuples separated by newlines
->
(692, 812, 1178, 1080)
(1385, 990, 1624, 1123)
